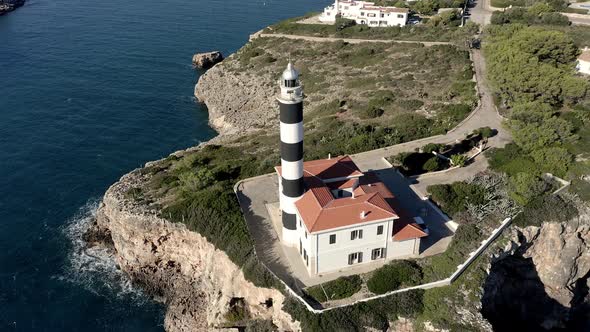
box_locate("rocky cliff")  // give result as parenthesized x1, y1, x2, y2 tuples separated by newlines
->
(482, 199, 590, 331)
(91, 168, 300, 331)
(194, 59, 277, 137)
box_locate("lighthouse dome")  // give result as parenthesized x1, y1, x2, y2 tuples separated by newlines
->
(282, 62, 299, 81)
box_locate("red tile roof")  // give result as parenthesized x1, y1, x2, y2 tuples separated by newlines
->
(296, 191, 399, 233)
(392, 217, 428, 241)
(276, 156, 426, 240)
(275, 155, 363, 183)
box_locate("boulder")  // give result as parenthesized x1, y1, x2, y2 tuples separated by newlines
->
(192, 51, 224, 69)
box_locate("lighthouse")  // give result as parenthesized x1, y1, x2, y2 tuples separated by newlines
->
(278, 62, 304, 246)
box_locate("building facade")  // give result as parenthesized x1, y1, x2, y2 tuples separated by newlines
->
(319, 0, 409, 27)
(577, 47, 590, 75)
(274, 68, 428, 276)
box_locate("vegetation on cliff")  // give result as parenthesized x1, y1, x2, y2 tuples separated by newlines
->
(483, 24, 590, 208)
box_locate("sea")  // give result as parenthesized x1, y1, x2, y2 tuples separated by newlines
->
(0, 0, 329, 330)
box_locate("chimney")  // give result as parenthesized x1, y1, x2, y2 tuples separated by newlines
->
(585, 46, 589, 51)
(328, 153, 331, 160)
(360, 211, 367, 219)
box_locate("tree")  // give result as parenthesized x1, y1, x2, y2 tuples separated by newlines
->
(509, 172, 547, 206)
(530, 146, 573, 177)
(509, 115, 576, 152)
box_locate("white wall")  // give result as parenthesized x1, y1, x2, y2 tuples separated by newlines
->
(387, 238, 418, 259)
(314, 219, 392, 274)
(578, 60, 590, 75)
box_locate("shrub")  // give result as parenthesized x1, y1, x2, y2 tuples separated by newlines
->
(335, 17, 356, 30)
(473, 126, 494, 139)
(451, 154, 468, 167)
(306, 275, 362, 302)
(360, 105, 385, 119)
(508, 172, 548, 206)
(530, 146, 573, 177)
(512, 194, 578, 227)
(422, 143, 444, 154)
(428, 182, 486, 216)
(367, 260, 423, 294)
(423, 157, 441, 172)
(487, 143, 541, 176)
(397, 99, 424, 111)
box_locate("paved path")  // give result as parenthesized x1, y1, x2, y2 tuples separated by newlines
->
(351, 49, 511, 186)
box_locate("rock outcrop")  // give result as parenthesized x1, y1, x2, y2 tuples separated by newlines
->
(194, 61, 277, 136)
(482, 202, 590, 331)
(192, 51, 224, 69)
(92, 169, 300, 331)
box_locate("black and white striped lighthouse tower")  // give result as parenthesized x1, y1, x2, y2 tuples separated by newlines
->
(278, 62, 304, 246)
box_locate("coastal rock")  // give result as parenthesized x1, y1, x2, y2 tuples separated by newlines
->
(192, 51, 224, 69)
(482, 200, 590, 330)
(194, 60, 277, 136)
(95, 169, 300, 332)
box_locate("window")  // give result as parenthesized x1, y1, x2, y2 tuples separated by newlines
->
(361, 12, 365, 16)
(377, 225, 383, 235)
(397, 14, 404, 18)
(305, 231, 308, 239)
(299, 219, 301, 228)
(348, 252, 363, 265)
(368, 13, 376, 17)
(299, 239, 302, 255)
(304, 249, 309, 266)
(371, 248, 384, 260)
(380, 13, 384, 18)
(350, 229, 363, 240)
(329, 234, 336, 244)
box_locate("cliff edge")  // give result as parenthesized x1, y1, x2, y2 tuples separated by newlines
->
(92, 168, 299, 331)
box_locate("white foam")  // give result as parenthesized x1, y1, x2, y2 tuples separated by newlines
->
(61, 199, 149, 304)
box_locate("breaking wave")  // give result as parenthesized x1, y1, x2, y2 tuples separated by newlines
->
(60, 199, 149, 303)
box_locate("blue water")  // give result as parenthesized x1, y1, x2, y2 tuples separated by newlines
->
(0, 0, 328, 330)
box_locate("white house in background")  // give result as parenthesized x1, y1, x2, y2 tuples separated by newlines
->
(319, 0, 409, 27)
(577, 47, 590, 75)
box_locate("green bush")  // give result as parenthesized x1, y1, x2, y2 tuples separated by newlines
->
(283, 289, 425, 331)
(367, 260, 423, 294)
(530, 146, 573, 177)
(422, 143, 445, 154)
(428, 182, 486, 216)
(508, 172, 548, 206)
(487, 143, 542, 176)
(360, 105, 385, 119)
(422, 223, 482, 281)
(305, 275, 362, 302)
(451, 154, 468, 167)
(473, 126, 494, 139)
(397, 99, 424, 111)
(423, 157, 442, 172)
(512, 194, 578, 227)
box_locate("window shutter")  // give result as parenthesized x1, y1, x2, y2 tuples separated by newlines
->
(381, 248, 386, 259)
(358, 252, 363, 263)
(348, 254, 353, 265)
(359, 229, 363, 239)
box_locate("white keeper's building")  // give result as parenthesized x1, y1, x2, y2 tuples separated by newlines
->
(319, 0, 409, 27)
(274, 63, 428, 276)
